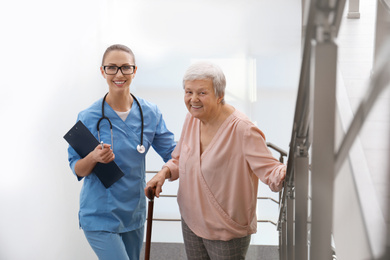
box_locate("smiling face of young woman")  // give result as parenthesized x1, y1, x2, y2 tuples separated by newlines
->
(184, 79, 223, 123)
(100, 50, 137, 95)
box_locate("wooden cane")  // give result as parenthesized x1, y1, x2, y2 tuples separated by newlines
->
(145, 187, 155, 260)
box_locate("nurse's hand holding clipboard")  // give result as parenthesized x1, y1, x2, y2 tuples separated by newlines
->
(94, 142, 115, 164)
(74, 142, 115, 178)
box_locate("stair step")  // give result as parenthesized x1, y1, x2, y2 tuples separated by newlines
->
(141, 242, 279, 259)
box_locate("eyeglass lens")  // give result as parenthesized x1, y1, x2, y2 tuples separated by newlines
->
(104, 65, 135, 75)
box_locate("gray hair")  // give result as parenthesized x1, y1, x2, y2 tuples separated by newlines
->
(183, 61, 226, 104)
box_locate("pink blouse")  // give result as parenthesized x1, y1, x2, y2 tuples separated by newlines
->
(164, 110, 285, 241)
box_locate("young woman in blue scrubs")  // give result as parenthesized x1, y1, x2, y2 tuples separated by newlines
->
(67, 44, 176, 260)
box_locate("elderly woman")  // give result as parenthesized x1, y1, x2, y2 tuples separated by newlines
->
(145, 61, 286, 260)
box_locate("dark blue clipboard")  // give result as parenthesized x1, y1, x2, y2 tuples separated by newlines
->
(64, 120, 124, 188)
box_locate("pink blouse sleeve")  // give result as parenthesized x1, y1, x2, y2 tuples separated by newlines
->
(243, 125, 286, 192)
(163, 113, 191, 181)
(164, 145, 180, 181)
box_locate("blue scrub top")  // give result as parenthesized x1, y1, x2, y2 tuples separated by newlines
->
(67, 96, 176, 233)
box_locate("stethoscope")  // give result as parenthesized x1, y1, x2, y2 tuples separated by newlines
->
(97, 92, 145, 154)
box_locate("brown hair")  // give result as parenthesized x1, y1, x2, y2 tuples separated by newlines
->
(101, 44, 136, 66)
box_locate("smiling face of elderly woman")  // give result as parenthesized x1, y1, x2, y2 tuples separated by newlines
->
(184, 79, 224, 122)
(182, 62, 226, 122)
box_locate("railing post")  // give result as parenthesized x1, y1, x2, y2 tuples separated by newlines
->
(347, 0, 360, 19)
(309, 38, 337, 260)
(294, 142, 309, 260)
(386, 120, 390, 260)
(374, 3, 390, 257)
(279, 207, 288, 260)
(374, 0, 390, 65)
(286, 184, 295, 260)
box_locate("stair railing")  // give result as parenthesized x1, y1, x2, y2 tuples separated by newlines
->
(277, 1, 390, 260)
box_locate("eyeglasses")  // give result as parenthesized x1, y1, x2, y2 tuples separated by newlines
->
(103, 65, 136, 75)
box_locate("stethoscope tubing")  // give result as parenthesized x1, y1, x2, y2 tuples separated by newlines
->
(97, 92, 145, 153)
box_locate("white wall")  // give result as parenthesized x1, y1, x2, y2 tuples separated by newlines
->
(0, 1, 300, 259)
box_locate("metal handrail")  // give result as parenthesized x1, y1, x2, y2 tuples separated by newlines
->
(276, 0, 324, 230)
(277, 1, 390, 260)
(266, 142, 287, 163)
(147, 217, 279, 226)
(146, 189, 281, 226)
(277, 0, 349, 231)
(158, 194, 280, 204)
(276, 0, 315, 229)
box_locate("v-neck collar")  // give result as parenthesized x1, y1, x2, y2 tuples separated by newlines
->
(104, 97, 142, 137)
(199, 110, 236, 160)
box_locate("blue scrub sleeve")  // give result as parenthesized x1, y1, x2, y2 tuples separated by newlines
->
(67, 145, 84, 181)
(67, 115, 84, 181)
(151, 110, 176, 162)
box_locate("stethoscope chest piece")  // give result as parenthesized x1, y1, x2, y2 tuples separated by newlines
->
(137, 144, 146, 154)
